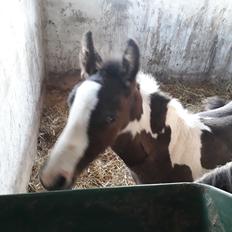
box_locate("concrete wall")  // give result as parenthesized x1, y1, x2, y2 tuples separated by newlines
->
(0, 1, 45, 194)
(43, 0, 232, 82)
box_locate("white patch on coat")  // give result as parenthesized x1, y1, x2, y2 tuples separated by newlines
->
(165, 99, 211, 180)
(120, 71, 159, 139)
(41, 80, 101, 187)
(136, 71, 159, 95)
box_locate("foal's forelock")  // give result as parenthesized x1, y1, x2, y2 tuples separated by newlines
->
(40, 80, 101, 188)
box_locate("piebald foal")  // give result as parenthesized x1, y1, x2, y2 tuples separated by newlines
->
(40, 32, 232, 191)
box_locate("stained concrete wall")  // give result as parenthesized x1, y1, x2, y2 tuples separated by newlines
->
(0, 1, 45, 194)
(43, 0, 232, 82)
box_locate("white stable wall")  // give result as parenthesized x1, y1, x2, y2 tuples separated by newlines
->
(43, 0, 232, 82)
(0, 1, 45, 194)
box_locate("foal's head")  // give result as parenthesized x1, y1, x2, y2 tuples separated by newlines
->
(40, 33, 142, 190)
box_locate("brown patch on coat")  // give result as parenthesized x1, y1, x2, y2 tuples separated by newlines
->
(113, 127, 193, 183)
(150, 92, 171, 133)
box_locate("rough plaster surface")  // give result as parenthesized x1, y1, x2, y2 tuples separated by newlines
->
(44, 0, 232, 82)
(0, 1, 45, 194)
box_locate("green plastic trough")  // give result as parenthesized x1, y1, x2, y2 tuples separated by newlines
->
(0, 183, 231, 232)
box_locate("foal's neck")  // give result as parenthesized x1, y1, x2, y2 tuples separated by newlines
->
(122, 72, 172, 137)
(116, 72, 211, 181)
(134, 72, 210, 143)
(121, 72, 164, 138)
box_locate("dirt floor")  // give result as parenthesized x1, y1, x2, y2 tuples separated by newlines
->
(28, 72, 232, 192)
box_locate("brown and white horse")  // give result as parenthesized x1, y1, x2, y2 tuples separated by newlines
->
(40, 32, 232, 191)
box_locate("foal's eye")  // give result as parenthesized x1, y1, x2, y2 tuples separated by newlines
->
(105, 115, 116, 124)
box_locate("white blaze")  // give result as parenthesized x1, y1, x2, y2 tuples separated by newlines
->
(42, 80, 101, 186)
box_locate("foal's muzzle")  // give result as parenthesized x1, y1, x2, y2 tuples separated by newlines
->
(39, 168, 73, 191)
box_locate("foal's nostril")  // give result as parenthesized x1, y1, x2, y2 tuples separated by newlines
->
(40, 174, 68, 191)
(52, 175, 67, 190)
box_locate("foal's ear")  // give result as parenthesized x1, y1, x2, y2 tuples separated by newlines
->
(79, 31, 102, 79)
(122, 39, 140, 83)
